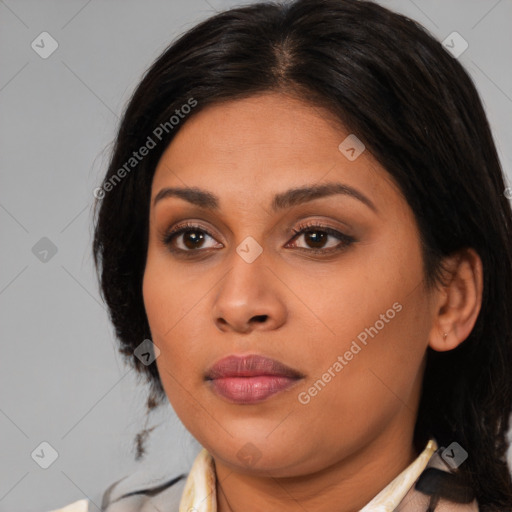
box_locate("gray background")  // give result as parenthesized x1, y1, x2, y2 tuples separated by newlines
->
(1, 1, 511, 511)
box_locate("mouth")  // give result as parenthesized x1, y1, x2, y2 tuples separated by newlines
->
(205, 354, 305, 404)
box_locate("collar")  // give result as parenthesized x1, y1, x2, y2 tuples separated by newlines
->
(178, 438, 438, 512)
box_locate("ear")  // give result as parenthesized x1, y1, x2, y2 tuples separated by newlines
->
(428, 248, 483, 352)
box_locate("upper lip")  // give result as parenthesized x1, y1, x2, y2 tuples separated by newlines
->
(205, 354, 304, 380)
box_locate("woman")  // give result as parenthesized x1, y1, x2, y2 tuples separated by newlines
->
(56, 0, 512, 510)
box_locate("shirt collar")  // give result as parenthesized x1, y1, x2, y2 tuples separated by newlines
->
(178, 438, 438, 512)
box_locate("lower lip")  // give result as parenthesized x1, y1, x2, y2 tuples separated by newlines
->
(208, 375, 300, 404)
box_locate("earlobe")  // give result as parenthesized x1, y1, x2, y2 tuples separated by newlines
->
(430, 328, 459, 352)
(428, 248, 483, 353)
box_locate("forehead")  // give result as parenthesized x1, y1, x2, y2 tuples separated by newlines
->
(151, 93, 403, 215)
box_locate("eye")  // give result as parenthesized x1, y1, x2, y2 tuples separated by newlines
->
(160, 222, 222, 253)
(286, 221, 355, 254)
(160, 220, 355, 256)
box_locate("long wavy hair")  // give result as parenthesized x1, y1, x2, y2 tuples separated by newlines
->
(92, 0, 512, 509)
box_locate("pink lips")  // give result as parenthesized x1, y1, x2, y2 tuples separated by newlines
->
(205, 354, 304, 404)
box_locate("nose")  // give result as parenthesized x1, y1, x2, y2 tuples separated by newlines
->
(212, 255, 287, 334)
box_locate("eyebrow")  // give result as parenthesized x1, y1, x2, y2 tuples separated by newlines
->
(153, 182, 377, 214)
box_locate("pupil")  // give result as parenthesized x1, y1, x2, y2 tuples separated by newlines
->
(184, 230, 204, 249)
(307, 231, 326, 248)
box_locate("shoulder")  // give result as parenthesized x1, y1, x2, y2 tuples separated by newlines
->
(101, 471, 187, 512)
(49, 471, 188, 512)
(48, 500, 89, 512)
(396, 446, 480, 512)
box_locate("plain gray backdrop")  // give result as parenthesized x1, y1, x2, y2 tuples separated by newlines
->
(1, 1, 511, 511)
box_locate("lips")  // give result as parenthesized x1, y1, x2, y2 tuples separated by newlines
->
(205, 354, 304, 380)
(205, 354, 304, 404)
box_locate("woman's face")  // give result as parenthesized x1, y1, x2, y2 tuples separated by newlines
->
(143, 92, 437, 476)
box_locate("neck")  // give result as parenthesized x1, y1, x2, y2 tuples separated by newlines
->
(214, 423, 421, 512)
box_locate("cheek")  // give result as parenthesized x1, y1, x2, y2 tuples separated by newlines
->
(143, 262, 170, 341)
(142, 258, 188, 368)
(142, 242, 194, 340)
(142, 268, 193, 417)
(294, 302, 427, 451)
(142, 254, 210, 407)
(296, 235, 428, 411)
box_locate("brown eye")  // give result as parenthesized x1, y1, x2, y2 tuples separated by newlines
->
(302, 230, 329, 249)
(160, 221, 355, 257)
(161, 223, 222, 253)
(181, 229, 206, 249)
(287, 223, 355, 254)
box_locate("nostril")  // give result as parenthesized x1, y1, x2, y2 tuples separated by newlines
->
(252, 315, 268, 323)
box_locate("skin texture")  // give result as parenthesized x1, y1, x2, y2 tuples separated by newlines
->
(142, 92, 483, 512)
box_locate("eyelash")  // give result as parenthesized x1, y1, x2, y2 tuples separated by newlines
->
(160, 220, 355, 256)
